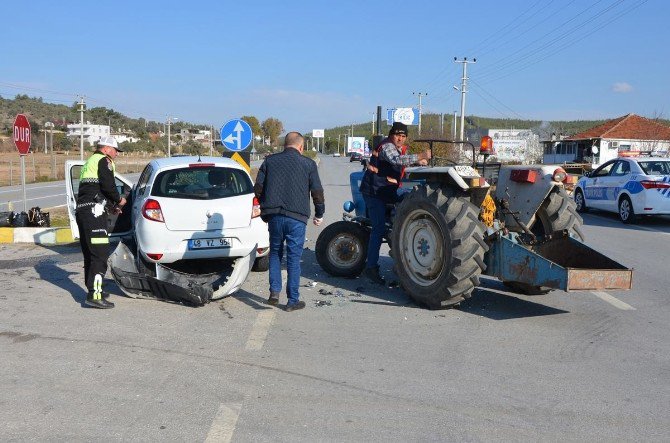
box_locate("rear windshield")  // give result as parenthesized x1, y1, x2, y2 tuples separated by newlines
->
(638, 161, 670, 176)
(151, 166, 253, 200)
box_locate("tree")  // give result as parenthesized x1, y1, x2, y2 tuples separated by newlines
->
(324, 139, 338, 154)
(261, 117, 283, 146)
(241, 115, 262, 139)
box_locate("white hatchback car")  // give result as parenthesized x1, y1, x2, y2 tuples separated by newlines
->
(66, 156, 269, 305)
(574, 156, 670, 223)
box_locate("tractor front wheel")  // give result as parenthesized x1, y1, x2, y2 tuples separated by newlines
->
(315, 221, 369, 277)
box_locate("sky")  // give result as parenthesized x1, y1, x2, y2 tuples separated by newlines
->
(2, 0, 668, 133)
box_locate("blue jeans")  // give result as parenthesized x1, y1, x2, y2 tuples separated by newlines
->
(267, 215, 307, 305)
(363, 195, 387, 269)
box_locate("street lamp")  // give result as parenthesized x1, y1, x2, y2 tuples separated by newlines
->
(166, 116, 178, 157)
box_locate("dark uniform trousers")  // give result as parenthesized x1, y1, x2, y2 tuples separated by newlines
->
(76, 204, 110, 297)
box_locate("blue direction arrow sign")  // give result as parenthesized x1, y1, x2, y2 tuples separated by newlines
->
(220, 119, 253, 152)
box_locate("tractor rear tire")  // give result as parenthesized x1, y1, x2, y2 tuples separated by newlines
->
(533, 187, 584, 241)
(316, 221, 369, 277)
(505, 187, 584, 295)
(391, 185, 488, 309)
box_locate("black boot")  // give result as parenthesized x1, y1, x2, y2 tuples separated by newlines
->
(85, 291, 114, 309)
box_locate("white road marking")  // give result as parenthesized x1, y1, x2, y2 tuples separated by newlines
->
(592, 291, 636, 310)
(245, 309, 276, 350)
(0, 184, 64, 194)
(204, 403, 242, 443)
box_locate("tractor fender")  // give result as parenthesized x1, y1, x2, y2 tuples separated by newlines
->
(404, 166, 471, 191)
(495, 165, 564, 230)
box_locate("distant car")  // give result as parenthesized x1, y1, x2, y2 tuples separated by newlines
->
(65, 156, 269, 304)
(574, 156, 670, 223)
(349, 152, 362, 162)
(332, 152, 341, 157)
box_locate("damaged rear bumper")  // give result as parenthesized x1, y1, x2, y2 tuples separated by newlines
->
(108, 240, 256, 306)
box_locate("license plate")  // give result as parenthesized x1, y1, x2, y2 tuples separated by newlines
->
(188, 237, 232, 250)
(454, 165, 479, 177)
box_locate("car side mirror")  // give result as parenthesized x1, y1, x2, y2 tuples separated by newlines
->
(583, 171, 591, 178)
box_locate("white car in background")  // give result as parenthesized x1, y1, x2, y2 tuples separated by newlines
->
(574, 156, 670, 223)
(66, 156, 269, 305)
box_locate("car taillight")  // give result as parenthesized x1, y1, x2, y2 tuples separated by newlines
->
(252, 196, 261, 218)
(142, 199, 165, 222)
(189, 163, 215, 168)
(552, 167, 567, 183)
(146, 253, 163, 261)
(640, 180, 670, 189)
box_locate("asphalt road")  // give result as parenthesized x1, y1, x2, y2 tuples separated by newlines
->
(0, 154, 669, 441)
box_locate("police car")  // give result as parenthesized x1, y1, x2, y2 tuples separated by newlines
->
(574, 156, 670, 223)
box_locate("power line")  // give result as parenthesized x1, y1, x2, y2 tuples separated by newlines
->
(476, 0, 628, 81)
(480, 0, 648, 84)
(469, 79, 525, 120)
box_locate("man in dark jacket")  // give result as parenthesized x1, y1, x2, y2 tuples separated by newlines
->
(254, 132, 325, 311)
(359, 122, 430, 285)
(76, 136, 126, 308)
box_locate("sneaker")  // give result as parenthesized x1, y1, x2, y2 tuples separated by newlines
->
(267, 292, 280, 306)
(285, 301, 306, 312)
(363, 266, 386, 285)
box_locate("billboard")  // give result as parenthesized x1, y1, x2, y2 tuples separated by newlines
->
(492, 139, 529, 162)
(386, 107, 420, 126)
(347, 136, 366, 154)
(312, 129, 324, 138)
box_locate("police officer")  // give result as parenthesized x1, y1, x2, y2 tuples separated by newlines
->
(76, 136, 126, 308)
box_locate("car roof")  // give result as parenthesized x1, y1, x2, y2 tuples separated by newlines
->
(149, 156, 247, 172)
(621, 156, 669, 162)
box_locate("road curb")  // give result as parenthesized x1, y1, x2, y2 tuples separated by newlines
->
(0, 227, 75, 245)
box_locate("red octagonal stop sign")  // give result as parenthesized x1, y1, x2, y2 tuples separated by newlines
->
(13, 114, 31, 155)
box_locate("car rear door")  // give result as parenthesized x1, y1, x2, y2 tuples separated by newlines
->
(65, 160, 134, 239)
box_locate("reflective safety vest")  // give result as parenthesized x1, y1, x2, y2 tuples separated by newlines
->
(80, 152, 115, 181)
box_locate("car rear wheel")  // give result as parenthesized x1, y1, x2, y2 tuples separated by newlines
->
(619, 196, 636, 224)
(252, 255, 269, 272)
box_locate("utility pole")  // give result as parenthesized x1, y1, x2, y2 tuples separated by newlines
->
(454, 57, 476, 141)
(210, 125, 214, 156)
(78, 96, 86, 160)
(413, 92, 427, 136)
(166, 116, 178, 157)
(167, 116, 172, 157)
(452, 111, 457, 140)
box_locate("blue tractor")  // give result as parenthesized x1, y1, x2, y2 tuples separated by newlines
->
(315, 139, 632, 309)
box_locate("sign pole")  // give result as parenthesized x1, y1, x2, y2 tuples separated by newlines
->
(13, 113, 32, 213)
(20, 155, 27, 213)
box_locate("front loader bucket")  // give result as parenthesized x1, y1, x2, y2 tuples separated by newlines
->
(485, 232, 633, 291)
